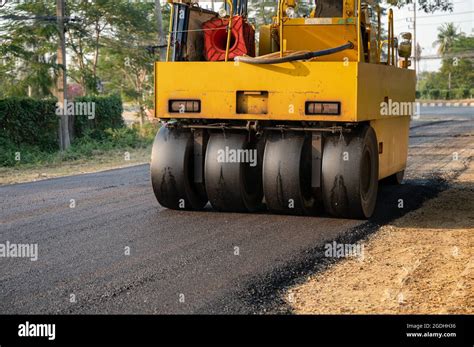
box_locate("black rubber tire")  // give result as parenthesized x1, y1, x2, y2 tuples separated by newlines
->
(150, 127, 208, 210)
(205, 132, 263, 212)
(322, 126, 379, 219)
(381, 170, 405, 185)
(263, 132, 317, 215)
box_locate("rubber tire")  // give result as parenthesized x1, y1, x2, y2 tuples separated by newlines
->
(205, 132, 263, 212)
(263, 132, 317, 215)
(381, 170, 405, 185)
(150, 127, 208, 210)
(322, 126, 379, 219)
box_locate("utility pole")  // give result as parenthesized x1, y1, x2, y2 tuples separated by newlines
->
(57, 0, 70, 150)
(413, 0, 417, 78)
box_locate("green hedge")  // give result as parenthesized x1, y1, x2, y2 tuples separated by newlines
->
(74, 95, 124, 139)
(0, 95, 124, 166)
(450, 88, 470, 99)
(429, 89, 440, 99)
(0, 98, 58, 151)
(0, 95, 123, 146)
(439, 90, 450, 100)
(418, 88, 473, 100)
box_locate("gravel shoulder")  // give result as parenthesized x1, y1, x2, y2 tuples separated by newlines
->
(0, 147, 151, 186)
(288, 161, 473, 314)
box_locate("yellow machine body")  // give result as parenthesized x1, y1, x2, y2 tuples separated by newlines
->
(152, 0, 417, 218)
(155, 60, 415, 178)
(155, 61, 414, 122)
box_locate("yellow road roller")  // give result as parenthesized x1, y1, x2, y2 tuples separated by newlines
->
(151, 0, 416, 219)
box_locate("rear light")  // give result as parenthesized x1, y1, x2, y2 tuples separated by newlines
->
(305, 101, 341, 115)
(169, 100, 201, 113)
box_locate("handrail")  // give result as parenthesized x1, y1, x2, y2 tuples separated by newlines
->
(225, 0, 234, 62)
(357, 0, 361, 62)
(388, 8, 394, 65)
(166, 2, 174, 62)
(277, 0, 285, 58)
(377, 5, 381, 63)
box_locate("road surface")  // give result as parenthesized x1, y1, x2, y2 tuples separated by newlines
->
(0, 107, 472, 314)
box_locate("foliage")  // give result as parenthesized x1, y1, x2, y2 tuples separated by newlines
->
(0, 118, 159, 167)
(433, 23, 461, 55)
(248, 0, 278, 26)
(0, 97, 58, 151)
(74, 95, 124, 139)
(0, 95, 129, 166)
(0, 0, 168, 103)
(0, 1, 58, 98)
(418, 26, 473, 99)
(386, 0, 453, 12)
(96, 1, 169, 122)
(60, 124, 156, 162)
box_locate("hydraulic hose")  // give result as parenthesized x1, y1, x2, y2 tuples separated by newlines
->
(235, 41, 354, 64)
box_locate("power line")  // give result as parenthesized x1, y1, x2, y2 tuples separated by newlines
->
(419, 54, 474, 60)
(395, 10, 474, 22)
(397, 19, 473, 26)
(0, 14, 80, 22)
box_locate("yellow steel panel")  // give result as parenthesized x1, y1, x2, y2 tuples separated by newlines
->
(156, 61, 358, 121)
(236, 91, 269, 114)
(258, 25, 272, 56)
(356, 63, 416, 121)
(155, 62, 416, 125)
(282, 23, 359, 62)
(371, 116, 410, 180)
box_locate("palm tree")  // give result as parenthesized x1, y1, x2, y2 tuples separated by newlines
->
(433, 23, 460, 56)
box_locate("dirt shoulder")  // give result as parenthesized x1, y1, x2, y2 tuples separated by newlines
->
(288, 161, 473, 314)
(0, 146, 151, 186)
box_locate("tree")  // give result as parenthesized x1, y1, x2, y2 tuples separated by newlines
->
(248, 0, 278, 26)
(418, 31, 473, 98)
(98, 1, 161, 126)
(433, 23, 461, 56)
(0, 0, 58, 98)
(386, 0, 453, 12)
(66, 0, 138, 95)
(439, 35, 474, 90)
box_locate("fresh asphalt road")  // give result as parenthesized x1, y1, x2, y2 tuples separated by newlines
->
(0, 107, 472, 314)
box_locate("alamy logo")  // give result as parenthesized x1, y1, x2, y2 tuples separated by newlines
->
(380, 99, 420, 118)
(217, 146, 257, 167)
(0, 241, 38, 261)
(324, 241, 364, 260)
(56, 99, 96, 120)
(18, 321, 55, 341)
